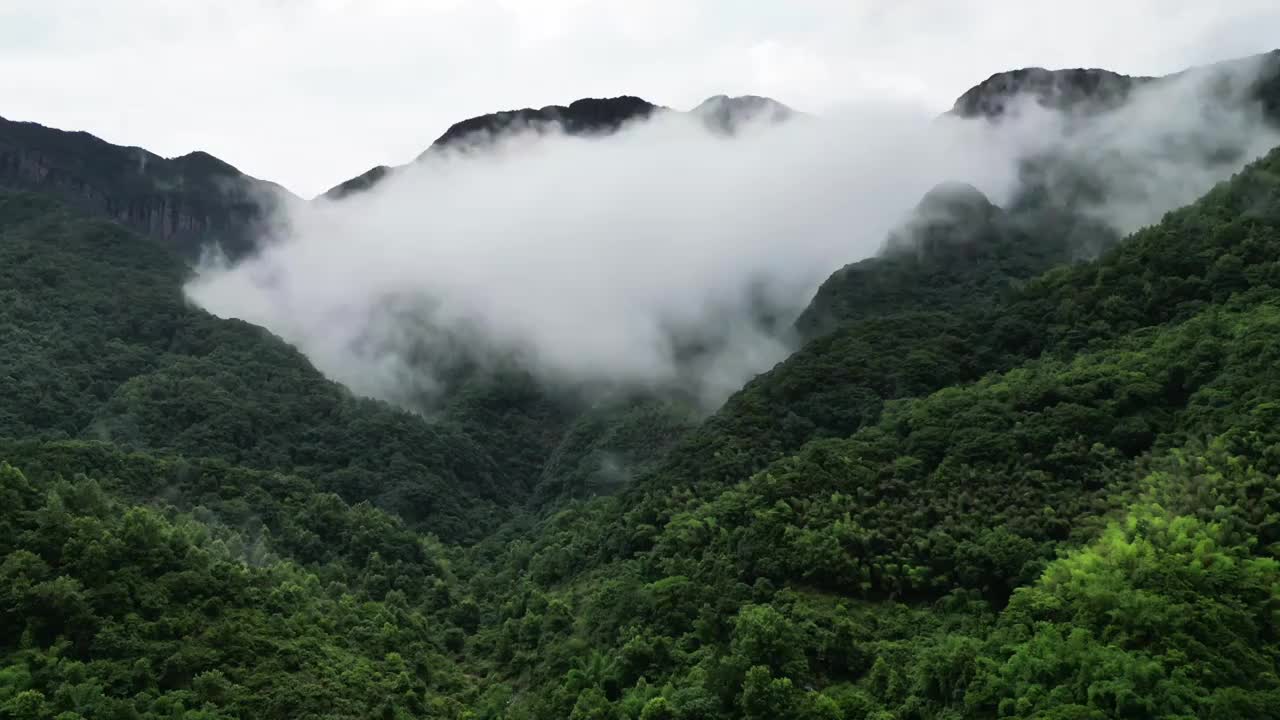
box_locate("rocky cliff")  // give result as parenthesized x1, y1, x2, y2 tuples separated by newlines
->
(0, 116, 296, 261)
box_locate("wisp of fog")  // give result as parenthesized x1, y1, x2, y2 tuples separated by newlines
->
(186, 57, 1280, 410)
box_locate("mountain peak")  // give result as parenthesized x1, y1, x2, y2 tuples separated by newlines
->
(170, 150, 243, 177)
(883, 181, 1003, 256)
(423, 95, 661, 156)
(691, 94, 794, 133)
(915, 181, 994, 215)
(950, 66, 1152, 118)
(949, 49, 1280, 121)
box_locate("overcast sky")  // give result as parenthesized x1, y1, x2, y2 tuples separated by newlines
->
(3, 1, 1278, 197)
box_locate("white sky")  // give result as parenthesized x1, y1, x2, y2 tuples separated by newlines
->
(3, 1, 1278, 197)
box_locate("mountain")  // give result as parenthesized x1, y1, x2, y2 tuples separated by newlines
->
(691, 94, 795, 134)
(424, 95, 661, 153)
(0, 182, 700, 528)
(320, 96, 660, 201)
(951, 67, 1152, 118)
(0, 93, 795, 257)
(5, 50, 1280, 719)
(791, 49, 1280, 342)
(318, 163, 393, 202)
(320, 94, 794, 200)
(953, 48, 1280, 119)
(0, 116, 297, 261)
(793, 181, 1095, 339)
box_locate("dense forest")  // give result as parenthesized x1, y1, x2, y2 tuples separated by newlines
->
(5, 55, 1280, 719)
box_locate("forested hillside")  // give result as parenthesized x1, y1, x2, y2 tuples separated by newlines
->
(5, 54, 1280, 719)
(0, 190, 671, 542)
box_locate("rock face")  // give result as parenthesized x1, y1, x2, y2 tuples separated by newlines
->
(0, 116, 296, 261)
(319, 94, 794, 200)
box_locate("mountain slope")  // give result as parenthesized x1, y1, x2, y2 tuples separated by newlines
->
(0, 116, 296, 261)
(0, 190, 535, 540)
(793, 181, 1106, 339)
(447, 139, 1280, 720)
(631, 127, 1280, 518)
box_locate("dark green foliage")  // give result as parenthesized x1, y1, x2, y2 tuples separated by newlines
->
(650, 311, 984, 497)
(0, 461, 481, 719)
(535, 397, 700, 502)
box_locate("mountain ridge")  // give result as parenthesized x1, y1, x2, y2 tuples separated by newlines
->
(952, 48, 1280, 119)
(319, 93, 794, 200)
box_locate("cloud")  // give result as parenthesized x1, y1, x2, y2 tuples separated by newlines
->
(185, 104, 1012, 407)
(185, 57, 1279, 412)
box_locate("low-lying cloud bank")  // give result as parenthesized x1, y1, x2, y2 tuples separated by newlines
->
(186, 56, 1280, 410)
